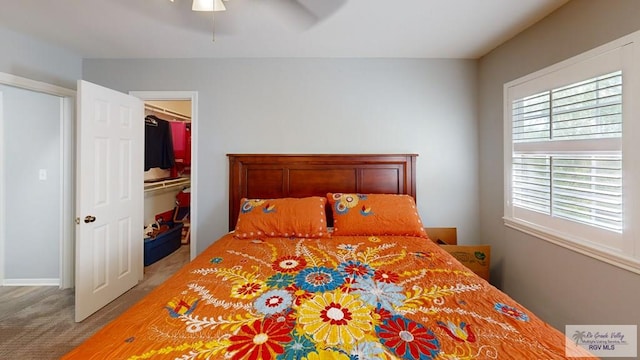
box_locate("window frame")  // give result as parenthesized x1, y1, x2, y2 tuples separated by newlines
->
(503, 31, 640, 274)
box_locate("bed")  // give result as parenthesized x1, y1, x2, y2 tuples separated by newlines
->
(63, 154, 595, 359)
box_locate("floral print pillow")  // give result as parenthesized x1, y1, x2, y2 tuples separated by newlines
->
(234, 197, 328, 239)
(327, 193, 428, 238)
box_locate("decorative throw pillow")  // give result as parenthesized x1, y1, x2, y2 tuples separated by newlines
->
(234, 196, 328, 239)
(327, 193, 428, 237)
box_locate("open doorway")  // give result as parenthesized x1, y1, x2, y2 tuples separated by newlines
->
(131, 91, 198, 261)
(0, 73, 75, 288)
(143, 100, 191, 263)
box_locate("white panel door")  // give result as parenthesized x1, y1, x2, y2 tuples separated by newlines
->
(75, 80, 143, 322)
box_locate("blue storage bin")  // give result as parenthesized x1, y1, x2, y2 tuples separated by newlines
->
(144, 222, 184, 266)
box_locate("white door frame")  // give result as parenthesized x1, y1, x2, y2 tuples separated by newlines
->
(0, 72, 75, 288)
(0, 87, 3, 285)
(130, 91, 198, 261)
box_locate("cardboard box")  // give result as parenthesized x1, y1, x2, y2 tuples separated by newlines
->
(440, 245, 490, 281)
(425, 227, 457, 245)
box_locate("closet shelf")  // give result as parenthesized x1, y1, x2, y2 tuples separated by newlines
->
(144, 177, 190, 193)
(144, 104, 191, 122)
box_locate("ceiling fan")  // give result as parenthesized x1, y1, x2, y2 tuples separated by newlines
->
(190, 0, 228, 12)
(171, 0, 346, 40)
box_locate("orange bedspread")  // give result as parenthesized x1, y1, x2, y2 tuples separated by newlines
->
(64, 234, 596, 359)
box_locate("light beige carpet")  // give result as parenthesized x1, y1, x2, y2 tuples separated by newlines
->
(0, 245, 189, 359)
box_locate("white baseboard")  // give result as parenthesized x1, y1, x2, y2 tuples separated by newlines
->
(2, 278, 60, 286)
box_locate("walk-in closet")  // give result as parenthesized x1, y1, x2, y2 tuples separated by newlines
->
(142, 100, 191, 266)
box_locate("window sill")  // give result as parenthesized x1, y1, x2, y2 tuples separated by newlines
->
(503, 217, 640, 275)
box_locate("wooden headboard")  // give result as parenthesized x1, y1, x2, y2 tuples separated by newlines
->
(227, 154, 417, 231)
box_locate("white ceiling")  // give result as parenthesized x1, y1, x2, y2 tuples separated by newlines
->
(0, 0, 568, 59)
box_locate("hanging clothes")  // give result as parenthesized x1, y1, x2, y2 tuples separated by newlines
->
(184, 124, 192, 166)
(169, 121, 187, 161)
(145, 115, 175, 170)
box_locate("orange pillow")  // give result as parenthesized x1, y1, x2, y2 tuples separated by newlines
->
(234, 197, 328, 239)
(327, 193, 428, 237)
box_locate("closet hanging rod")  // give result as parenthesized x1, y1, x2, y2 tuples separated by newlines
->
(144, 177, 190, 193)
(144, 104, 191, 122)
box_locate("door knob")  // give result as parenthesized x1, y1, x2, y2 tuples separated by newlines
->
(84, 215, 96, 223)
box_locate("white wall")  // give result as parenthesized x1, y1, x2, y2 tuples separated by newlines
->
(478, 0, 640, 338)
(83, 58, 479, 253)
(0, 27, 81, 89)
(0, 27, 81, 283)
(1, 84, 61, 282)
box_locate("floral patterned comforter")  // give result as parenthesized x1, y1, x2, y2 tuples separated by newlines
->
(63, 234, 595, 359)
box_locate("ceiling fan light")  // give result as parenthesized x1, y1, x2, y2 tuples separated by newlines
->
(213, 0, 227, 11)
(192, 0, 210, 11)
(192, 0, 226, 12)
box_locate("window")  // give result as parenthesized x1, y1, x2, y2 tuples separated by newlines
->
(504, 33, 640, 273)
(512, 71, 622, 231)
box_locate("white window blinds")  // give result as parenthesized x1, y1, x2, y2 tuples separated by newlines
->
(504, 32, 640, 274)
(510, 71, 623, 233)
